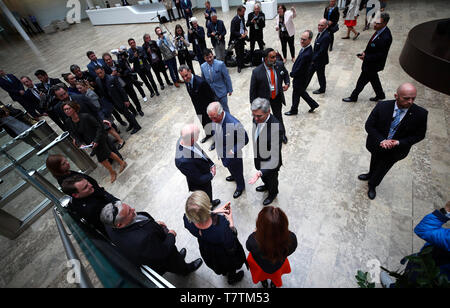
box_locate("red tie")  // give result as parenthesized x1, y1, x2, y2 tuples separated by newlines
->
(270, 68, 276, 99)
(370, 31, 377, 42)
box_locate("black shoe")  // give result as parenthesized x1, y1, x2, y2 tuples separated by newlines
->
(342, 97, 357, 102)
(226, 176, 235, 182)
(211, 199, 221, 209)
(233, 190, 243, 199)
(283, 135, 288, 144)
(358, 173, 370, 181)
(256, 185, 267, 192)
(369, 96, 385, 102)
(313, 89, 325, 94)
(329, 46, 333, 52)
(261, 280, 269, 288)
(368, 186, 376, 200)
(284, 110, 298, 116)
(270, 281, 277, 288)
(167, 81, 174, 86)
(117, 141, 126, 150)
(238, 67, 241, 73)
(188, 258, 203, 273)
(156, 91, 160, 96)
(150, 92, 155, 98)
(201, 135, 213, 143)
(180, 248, 186, 259)
(161, 85, 165, 90)
(228, 270, 244, 285)
(138, 110, 144, 117)
(126, 125, 133, 132)
(130, 127, 141, 134)
(263, 196, 275, 206)
(353, 32, 360, 40)
(209, 142, 215, 151)
(308, 106, 318, 113)
(118, 121, 128, 126)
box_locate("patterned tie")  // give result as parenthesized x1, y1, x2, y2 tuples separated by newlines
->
(4, 76, 11, 83)
(370, 31, 377, 42)
(387, 109, 404, 139)
(270, 67, 276, 99)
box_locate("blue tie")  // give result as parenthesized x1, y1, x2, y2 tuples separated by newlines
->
(388, 109, 404, 139)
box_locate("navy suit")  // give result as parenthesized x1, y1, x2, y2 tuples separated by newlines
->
(309, 30, 331, 92)
(364, 100, 428, 187)
(289, 46, 319, 112)
(87, 59, 107, 78)
(175, 139, 215, 201)
(186, 75, 216, 136)
(213, 112, 249, 192)
(207, 20, 227, 47)
(23, 87, 45, 117)
(180, 0, 192, 28)
(0, 74, 24, 102)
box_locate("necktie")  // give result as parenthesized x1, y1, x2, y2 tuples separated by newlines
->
(370, 31, 377, 42)
(387, 109, 404, 139)
(187, 82, 192, 92)
(255, 124, 262, 142)
(270, 68, 276, 99)
(316, 32, 321, 42)
(4, 76, 11, 83)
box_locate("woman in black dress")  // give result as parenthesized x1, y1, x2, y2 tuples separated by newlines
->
(62, 101, 127, 183)
(183, 191, 246, 285)
(46, 154, 100, 188)
(246, 206, 297, 288)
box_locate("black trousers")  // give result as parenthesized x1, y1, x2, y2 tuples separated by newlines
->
(250, 33, 265, 55)
(270, 96, 286, 137)
(309, 64, 327, 91)
(151, 62, 171, 86)
(235, 39, 245, 68)
(137, 68, 158, 95)
(167, 9, 176, 21)
(328, 29, 335, 50)
(225, 158, 245, 192)
(113, 101, 141, 129)
(367, 151, 400, 188)
(175, 4, 184, 19)
(190, 181, 213, 201)
(351, 70, 385, 100)
(129, 77, 146, 97)
(178, 50, 195, 74)
(280, 34, 295, 60)
(290, 79, 319, 112)
(261, 169, 279, 198)
(123, 83, 142, 112)
(48, 109, 66, 130)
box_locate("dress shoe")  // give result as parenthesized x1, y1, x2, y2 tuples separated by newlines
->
(188, 258, 203, 273)
(256, 185, 267, 192)
(211, 199, 221, 209)
(313, 89, 325, 94)
(209, 142, 215, 151)
(227, 270, 244, 285)
(263, 196, 275, 206)
(156, 91, 160, 96)
(130, 127, 141, 134)
(238, 67, 241, 73)
(233, 190, 243, 199)
(342, 97, 357, 102)
(368, 186, 376, 200)
(283, 135, 288, 144)
(341, 36, 350, 39)
(180, 248, 186, 259)
(150, 92, 155, 98)
(118, 121, 128, 127)
(167, 81, 174, 86)
(353, 32, 360, 40)
(117, 140, 126, 150)
(226, 175, 235, 182)
(201, 135, 212, 143)
(284, 110, 298, 116)
(160, 85, 165, 90)
(138, 110, 144, 117)
(369, 96, 385, 102)
(358, 173, 370, 181)
(143, 96, 148, 102)
(308, 106, 318, 113)
(270, 281, 277, 288)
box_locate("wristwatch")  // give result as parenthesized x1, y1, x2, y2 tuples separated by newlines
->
(439, 207, 450, 218)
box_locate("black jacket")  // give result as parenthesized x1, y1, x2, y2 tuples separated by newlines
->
(365, 100, 428, 160)
(246, 12, 265, 39)
(230, 15, 247, 42)
(362, 27, 392, 72)
(207, 20, 227, 46)
(188, 26, 207, 52)
(186, 75, 216, 127)
(250, 61, 290, 105)
(324, 6, 339, 25)
(65, 113, 105, 146)
(312, 30, 331, 67)
(142, 40, 165, 69)
(0, 74, 24, 101)
(290, 45, 313, 85)
(95, 74, 129, 108)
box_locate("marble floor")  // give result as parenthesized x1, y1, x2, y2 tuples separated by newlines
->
(0, 0, 449, 288)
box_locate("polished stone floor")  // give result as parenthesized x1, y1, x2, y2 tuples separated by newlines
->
(0, 0, 449, 288)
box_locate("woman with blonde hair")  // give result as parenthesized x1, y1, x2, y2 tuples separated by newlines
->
(183, 190, 246, 285)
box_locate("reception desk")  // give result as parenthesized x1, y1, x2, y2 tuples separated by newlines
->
(245, 0, 277, 20)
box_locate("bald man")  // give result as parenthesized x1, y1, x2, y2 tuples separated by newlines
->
(309, 19, 331, 94)
(175, 124, 221, 208)
(359, 83, 428, 199)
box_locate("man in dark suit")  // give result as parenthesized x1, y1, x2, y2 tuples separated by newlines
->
(86, 51, 107, 79)
(128, 38, 159, 98)
(100, 202, 203, 275)
(310, 19, 331, 94)
(95, 67, 142, 135)
(285, 31, 320, 115)
(0, 69, 30, 112)
(180, 0, 193, 29)
(179, 65, 217, 149)
(359, 83, 428, 199)
(143, 33, 173, 89)
(248, 98, 284, 206)
(20, 76, 45, 118)
(188, 18, 207, 66)
(343, 13, 393, 103)
(324, 0, 340, 51)
(250, 48, 290, 144)
(175, 123, 221, 208)
(207, 13, 227, 61)
(207, 102, 249, 199)
(230, 6, 249, 73)
(246, 3, 266, 57)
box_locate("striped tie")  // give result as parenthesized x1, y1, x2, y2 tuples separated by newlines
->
(387, 109, 404, 139)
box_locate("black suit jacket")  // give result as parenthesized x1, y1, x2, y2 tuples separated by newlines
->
(362, 27, 392, 72)
(175, 139, 214, 192)
(95, 74, 129, 108)
(0, 74, 25, 101)
(186, 75, 216, 126)
(312, 30, 331, 67)
(324, 6, 339, 25)
(230, 15, 247, 42)
(290, 45, 313, 86)
(250, 61, 290, 105)
(188, 26, 207, 51)
(253, 115, 284, 175)
(36, 78, 63, 95)
(365, 100, 428, 160)
(105, 212, 178, 274)
(246, 12, 265, 39)
(207, 20, 227, 46)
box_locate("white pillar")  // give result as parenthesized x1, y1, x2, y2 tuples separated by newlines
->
(221, 0, 229, 13)
(0, 0, 30, 41)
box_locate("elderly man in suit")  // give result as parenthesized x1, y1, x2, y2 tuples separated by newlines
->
(207, 13, 227, 61)
(175, 123, 221, 208)
(230, 5, 249, 73)
(201, 49, 233, 113)
(343, 12, 393, 103)
(100, 201, 203, 275)
(248, 98, 284, 206)
(179, 65, 217, 150)
(359, 83, 428, 199)
(207, 102, 248, 199)
(310, 19, 331, 94)
(250, 48, 290, 144)
(285, 30, 320, 115)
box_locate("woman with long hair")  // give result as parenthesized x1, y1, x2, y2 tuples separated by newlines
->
(46, 154, 100, 188)
(174, 24, 195, 74)
(62, 101, 127, 183)
(246, 206, 297, 288)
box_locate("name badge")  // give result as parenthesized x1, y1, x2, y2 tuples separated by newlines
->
(371, 43, 375, 48)
(139, 59, 144, 66)
(270, 84, 275, 91)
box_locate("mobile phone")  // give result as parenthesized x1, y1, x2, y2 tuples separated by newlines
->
(356, 53, 363, 57)
(79, 144, 93, 149)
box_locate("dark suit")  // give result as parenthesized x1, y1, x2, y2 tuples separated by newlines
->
(250, 61, 290, 135)
(188, 26, 207, 65)
(128, 46, 158, 95)
(175, 139, 215, 201)
(253, 115, 284, 198)
(186, 75, 216, 136)
(230, 15, 248, 69)
(324, 6, 339, 50)
(246, 12, 266, 54)
(309, 30, 330, 92)
(0, 74, 25, 102)
(36, 77, 66, 130)
(350, 27, 393, 100)
(364, 100, 428, 187)
(22, 87, 44, 117)
(180, 0, 193, 28)
(214, 112, 249, 192)
(289, 46, 319, 112)
(142, 40, 171, 86)
(87, 59, 107, 78)
(105, 212, 191, 275)
(207, 19, 227, 47)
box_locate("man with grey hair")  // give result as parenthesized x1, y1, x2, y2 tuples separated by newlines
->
(207, 12, 227, 61)
(309, 19, 331, 94)
(207, 102, 248, 199)
(100, 202, 203, 275)
(175, 123, 221, 208)
(246, 2, 266, 58)
(248, 98, 284, 206)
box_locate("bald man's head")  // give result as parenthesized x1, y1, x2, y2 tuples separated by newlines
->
(395, 83, 417, 109)
(180, 124, 200, 146)
(318, 18, 328, 32)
